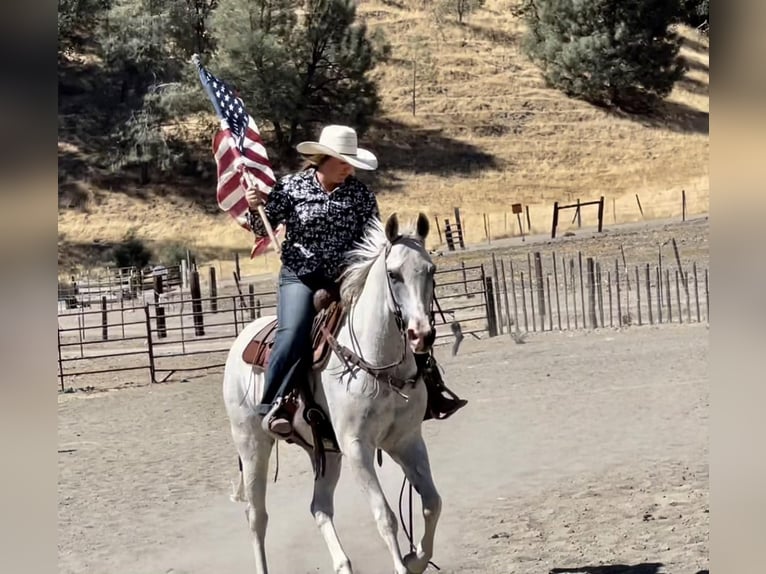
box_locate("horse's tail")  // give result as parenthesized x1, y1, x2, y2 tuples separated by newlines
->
(230, 456, 246, 503)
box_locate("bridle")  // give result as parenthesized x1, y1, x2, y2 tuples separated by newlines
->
(320, 236, 431, 391)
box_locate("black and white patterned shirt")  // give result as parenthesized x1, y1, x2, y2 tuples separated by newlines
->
(247, 168, 380, 281)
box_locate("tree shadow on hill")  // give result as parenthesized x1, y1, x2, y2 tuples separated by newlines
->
(678, 75, 709, 96)
(361, 118, 501, 193)
(602, 97, 708, 136)
(681, 34, 709, 55)
(682, 56, 709, 75)
(550, 562, 664, 574)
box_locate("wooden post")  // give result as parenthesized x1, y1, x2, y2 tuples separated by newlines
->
(656, 267, 663, 323)
(527, 253, 536, 332)
(551, 201, 559, 238)
(576, 198, 582, 228)
(509, 260, 520, 333)
(144, 305, 157, 384)
(665, 269, 673, 323)
(248, 284, 255, 320)
(705, 268, 709, 322)
(101, 296, 108, 341)
(635, 266, 642, 326)
(646, 264, 653, 325)
(570, 259, 578, 329)
(520, 272, 529, 332)
(546, 276, 553, 331)
(534, 252, 545, 329)
(607, 270, 613, 328)
(434, 216, 443, 245)
(553, 253, 562, 330)
(597, 196, 605, 233)
(154, 273, 166, 339)
(256, 299, 262, 319)
(682, 189, 687, 221)
(578, 252, 586, 327)
(190, 268, 205, 336)
(57, 327, 65, 391)
(636, 194, 644, 218)
(615, 259, 622, 326)
(587, 258, 597, 328)
(234, 252, 241, 282)
(597, 262, 605, 328)
(491, 253, 503, 333)
(209, 266, 218, 313)
(484, 276, 498, 337)
(412, 59, 416, 115)
(562, 256, 571, 330)
(500, 258, 513, 335)
(461, 261, 471, 297)
(525, 205, 531, 233)
(684, 270, 692, 323)
(693, 262, 701, 322)
(675, 270, 683, 323)
(612, 197, 616, 224)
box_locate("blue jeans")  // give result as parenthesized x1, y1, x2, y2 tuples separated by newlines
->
(258, 266, 331, 413)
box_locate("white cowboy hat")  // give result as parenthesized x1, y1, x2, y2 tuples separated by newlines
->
(296, 124, 378, 171)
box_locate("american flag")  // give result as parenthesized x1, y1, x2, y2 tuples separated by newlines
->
(193, 57, 282, 256)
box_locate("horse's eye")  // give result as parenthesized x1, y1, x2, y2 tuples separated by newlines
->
(388, 270, 402, 282)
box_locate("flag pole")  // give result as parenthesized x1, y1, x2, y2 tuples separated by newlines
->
(242, 171, 281, 253)
(191, 54, 281, 254)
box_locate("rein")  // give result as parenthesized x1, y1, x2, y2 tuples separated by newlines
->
(321, 237, 419, 391)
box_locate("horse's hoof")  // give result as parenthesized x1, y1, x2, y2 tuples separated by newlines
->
(402, 552, 428, 574)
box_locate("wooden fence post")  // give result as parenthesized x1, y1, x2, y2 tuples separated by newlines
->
(597, 196, 605, 232)
(190, 269, 205, 336)
(101, 296, 108, 340)
(249, 284, 256, 320)
(587, 258, 597, 328)
(646, 264, 653, 325)
(209, 266, 218, 313)
(484, 274, 499, 337)
(534, 252, 545, 329)
(154, 273, 166, 339)
(553, 253, 562, 330)
(144, 305, 157, 384)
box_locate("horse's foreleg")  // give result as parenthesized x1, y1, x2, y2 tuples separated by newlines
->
(311, 451, 353, 574)
(345, 438, 408, 574)
(389, 434, 442, 574)
(233, 425, 274, 574)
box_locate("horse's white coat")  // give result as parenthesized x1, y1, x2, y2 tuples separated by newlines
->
(222, 213, 441, 574)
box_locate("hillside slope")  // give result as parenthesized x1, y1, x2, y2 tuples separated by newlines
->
(57, 0, 709, 273)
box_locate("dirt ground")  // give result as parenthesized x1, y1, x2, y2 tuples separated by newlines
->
(58, 319, 709, 574)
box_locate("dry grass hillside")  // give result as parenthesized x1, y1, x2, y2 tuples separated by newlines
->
(57, 0, 709, 275)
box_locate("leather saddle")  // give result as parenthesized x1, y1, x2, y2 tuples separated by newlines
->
(241, 291, 346, 372)
(240, 288, 346, 478)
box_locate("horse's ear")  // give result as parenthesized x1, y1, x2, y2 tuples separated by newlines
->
(416, 212, 430, 241)
(385, 212, 399, 242)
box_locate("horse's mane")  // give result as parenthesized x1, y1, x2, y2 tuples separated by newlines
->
(339, 218, 389, 306)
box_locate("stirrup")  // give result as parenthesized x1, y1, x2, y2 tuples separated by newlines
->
(261, 399, 293, 437)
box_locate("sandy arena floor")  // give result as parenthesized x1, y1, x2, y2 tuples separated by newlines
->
(58, 321, 708, 574)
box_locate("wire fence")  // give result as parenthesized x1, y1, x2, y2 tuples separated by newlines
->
(57, 251, 709, 391)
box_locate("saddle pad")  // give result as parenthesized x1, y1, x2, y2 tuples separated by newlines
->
(241, 302, 346, 370)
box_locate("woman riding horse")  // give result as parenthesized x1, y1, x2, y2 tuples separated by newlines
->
(245, 124, 466, 435)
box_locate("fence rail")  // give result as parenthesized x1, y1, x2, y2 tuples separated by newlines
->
(57, 251, 708, 390)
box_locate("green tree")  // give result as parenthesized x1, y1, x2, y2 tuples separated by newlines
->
(438, 0, 485, 24)
(210, 0, 389, 164)
(522, 0, 686, 112)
